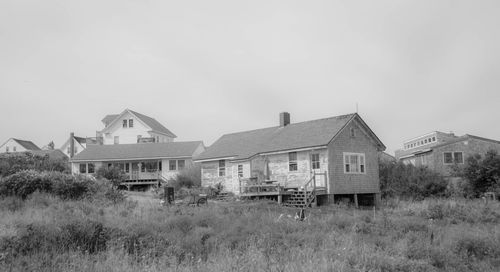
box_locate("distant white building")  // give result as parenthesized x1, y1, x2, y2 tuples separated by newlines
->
(0, 138, 41, 153)
(59, 133, 97, 158)
(97, 109, 177, 145)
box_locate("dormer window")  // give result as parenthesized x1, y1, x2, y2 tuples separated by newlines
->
(13, 147, 16, 152)
(6, 146, 9, 152)
(122, 120, 127, 128)
(129, 119, 133, 128)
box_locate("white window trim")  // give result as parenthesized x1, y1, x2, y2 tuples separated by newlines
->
(288, 152, 298, 172)
(218, 160, 226, 177)
(443, 151, 464, 165)
(311, 153, 321, 170)
(169, 160, 177, 171)
(343, 152, 366, 174)
(237, 164, 244, 178)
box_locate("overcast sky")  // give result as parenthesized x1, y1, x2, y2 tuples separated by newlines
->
(1, 0, 499, 154)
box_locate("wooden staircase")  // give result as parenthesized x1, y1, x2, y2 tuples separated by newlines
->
(282, 172, 327, 208)
(282, 190, 316, 208)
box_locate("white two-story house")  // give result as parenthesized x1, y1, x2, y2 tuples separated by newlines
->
(97, 109, 177, 145)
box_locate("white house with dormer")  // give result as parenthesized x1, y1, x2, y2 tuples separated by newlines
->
(97, 109, 177, 145)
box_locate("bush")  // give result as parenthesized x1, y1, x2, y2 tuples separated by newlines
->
(0, 170, 53, 199)
(96, 166, 127, 188)
(170, 164, 201, 190)
(380, 161, 448, 199)
(0, 152, 69, 177)
(454, 150, 500, 198)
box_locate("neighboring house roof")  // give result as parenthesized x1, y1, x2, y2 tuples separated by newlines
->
(129, 110, 177, 138)
(100, 109, 177, 138)
(12, 139, 41, 151)
(71, 141, 203, 162)
(197, 113, 385, 161)
(380, 152, 396, 162)
(398, 134, 500, 159)
(74, 136, 87, 145)
(31, 149, 68, 160)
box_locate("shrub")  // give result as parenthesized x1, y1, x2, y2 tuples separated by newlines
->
(0, 152, 69, 177)
(170, 164, 201, 190)
(96, 166, 127, 188)
(380, 161, 448, 199)
(0, 170, 52, 198)
(454, 150, 500, 198)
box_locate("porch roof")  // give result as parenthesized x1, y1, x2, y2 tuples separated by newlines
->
(71, 141, 203, 162)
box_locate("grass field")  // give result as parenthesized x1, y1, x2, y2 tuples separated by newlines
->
(1, 192, 500, 272)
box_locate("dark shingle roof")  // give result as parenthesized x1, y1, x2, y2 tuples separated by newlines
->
(13, 139, 41, 151)
(129, 110, 177, 138)
(74, 136, 87, 145)
(71, 141, 202, 162)
(31, 150, 68, 160)
(197, 113, 384, 161)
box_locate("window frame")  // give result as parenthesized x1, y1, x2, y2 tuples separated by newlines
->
(13, 146, 16, 152)
(88, 163, 95, 174)
(169, 160, 177, 171)
(122, 120, 127, 128)
(177, 160, 185, 170)
(343, 152, 366, 174)
(289, 152, 298, 172)
(79, 163, 87, 174)
(444, 152, 464, 164)
(311, 153, 320, 170)
(128, 119, 133, 128)
(238, 164, 244, 178)
(218, 160, 226, 177)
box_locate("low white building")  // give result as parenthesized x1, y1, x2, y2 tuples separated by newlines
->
(0, 138, 41, 153)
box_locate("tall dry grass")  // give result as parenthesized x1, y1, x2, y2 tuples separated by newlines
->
(1, 195, 500, 272)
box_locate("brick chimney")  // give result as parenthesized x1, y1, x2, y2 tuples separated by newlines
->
(69, 132, 75, 158)
(279, 112, 290, 127)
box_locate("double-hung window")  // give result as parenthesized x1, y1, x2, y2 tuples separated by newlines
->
(122, 120, 127, 128)
(311, 153, 320, 170)
(238, 164, 244, 177)
(178, 160, 185, 170)
(218, 160, 226, 176)
(344, 153, 366, 174)
(129, 119, 133, 128)
(88, 163, 95, 174)
(444, 152, 464, 164)
(79, 164, 87, 173)
(289, 152, 298, 171)
(169, 160, 177, 171)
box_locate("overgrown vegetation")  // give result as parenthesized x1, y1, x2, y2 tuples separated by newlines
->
(1, 196, 499, 271)
(379, 161, 448, 199)
(0, 152, 69, 177)
(453, 150, 500, 198)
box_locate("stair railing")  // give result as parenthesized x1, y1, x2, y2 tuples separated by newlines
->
(302, 174, 317, 208)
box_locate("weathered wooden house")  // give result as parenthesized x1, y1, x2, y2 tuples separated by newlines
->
(196, 112, 386, 207)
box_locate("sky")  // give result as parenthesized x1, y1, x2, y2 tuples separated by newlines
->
(1, 0, 499, 155)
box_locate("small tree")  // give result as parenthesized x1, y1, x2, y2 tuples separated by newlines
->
(456, 150, 500, 197)
(171, 164, 201, 190)
(96, 166, 127, 188)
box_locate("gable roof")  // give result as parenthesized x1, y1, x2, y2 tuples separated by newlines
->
(71, 141, 203, 162)
(12, 139, 41, 151)
(196, 113, 385, 161)
(74, 136, 87, 145)
(31, 149, 68, 160)
(128, 110, 177, 138)
(102, 114, 119, 127)
(100, 109, 177, 138)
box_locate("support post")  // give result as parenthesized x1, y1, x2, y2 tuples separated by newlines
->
(278, 186, 282, 204)
(354, 194, 359, 208)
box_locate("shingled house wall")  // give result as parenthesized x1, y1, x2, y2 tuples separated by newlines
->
(328, 119, 381, 195)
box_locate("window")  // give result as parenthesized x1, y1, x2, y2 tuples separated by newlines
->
(79, 164, 87, 173)
(140, 162, 145, 172)
(137, 135, 142, 143)
(156, 136, 160, 143)
(311, 153, 320, 169)
(344, 153, 366, 174)
(238, 164, 244, 177)
(114, 136, 119, 144)
(122, 120, 127, 128)
(5, 146, 8, 152)
(13, 146, 16, 152)
(454, 152, 463, 164)
(125, 163, 130, 173)
(129, 119, 133, 128)
(169, 160, 177, 171)
(289, 152, 298, 171)
(443, 152, 454, 164)
(88, 163, 95, 174)
(158, 161, 162, 171)
(350, 127, 355, 138)
(178, 160, 185, 170)
(432, 137, 436, 142)
(218, 160, 226, 176)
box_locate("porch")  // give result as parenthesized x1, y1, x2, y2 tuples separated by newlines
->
(102, 160, 167, 187)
